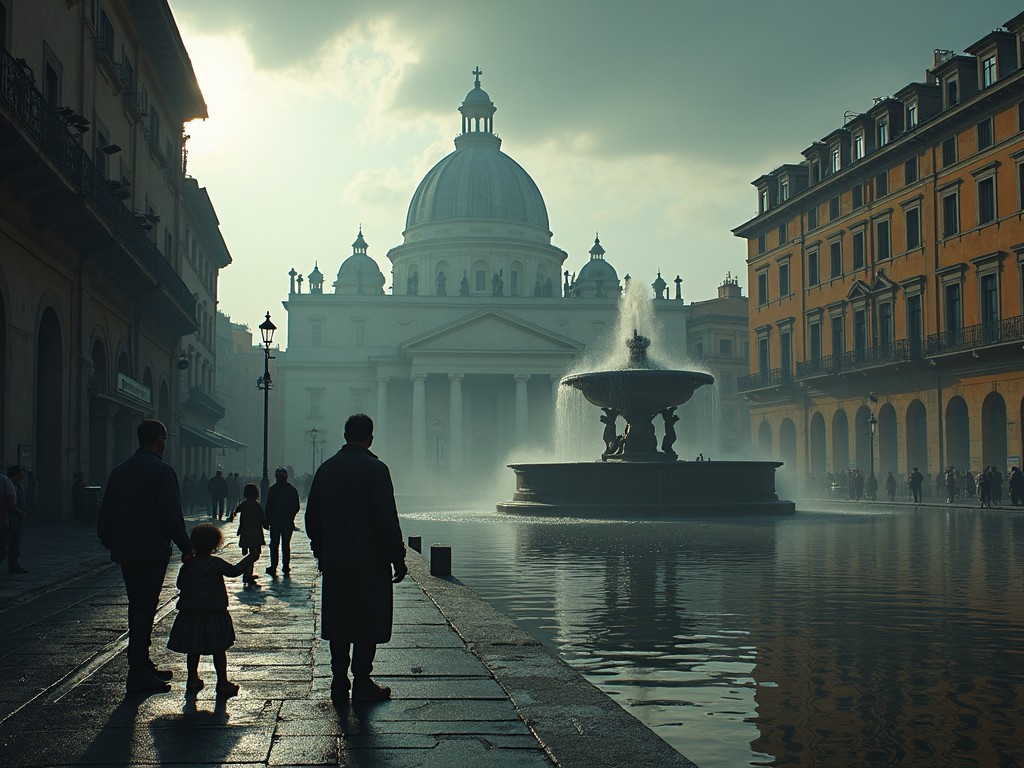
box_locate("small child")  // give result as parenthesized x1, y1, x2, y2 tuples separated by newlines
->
(234, 483, 269, 585)
(167, 523, 256, 696)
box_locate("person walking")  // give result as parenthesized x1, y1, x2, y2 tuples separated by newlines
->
(909, 467, 924, 503)
(207, 470, 229, 521)
(885, 471, 897, 502)
(265, 467, 300, 576)
(167, 523, 256, 697)
(866, 473, 878, 501)
(305, 413, 407, 703)
(945, 466, 957, 503)
(1009, 466, 1024, 506)
(5, 466, 28, 573)
(97, 419, 193, 693)
(991, 466, 1004, 506)
(978, 469, 993, 509)
(233, 483, 268, 585)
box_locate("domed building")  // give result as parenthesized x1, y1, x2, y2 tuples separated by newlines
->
(280, 72, 687, 487)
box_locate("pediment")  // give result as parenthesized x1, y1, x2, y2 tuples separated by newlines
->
(846, 280, 871, 301)
(869, 271, 898, 293)
(402, 309, 584, 354)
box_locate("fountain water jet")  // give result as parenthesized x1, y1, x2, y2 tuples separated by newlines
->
(498, 329, 795, 517)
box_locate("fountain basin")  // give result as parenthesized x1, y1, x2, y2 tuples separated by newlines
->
(497, 460, 796, 517)
(561, 369, 715, 413)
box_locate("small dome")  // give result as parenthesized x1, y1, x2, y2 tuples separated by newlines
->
(335, 228, 385, 295)
(463, 84, 493, 107)
(574, 235, 621, 298)
(577, 258, 619, 283)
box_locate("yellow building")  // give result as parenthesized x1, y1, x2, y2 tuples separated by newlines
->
(0, 1, 226, 515)
(733, 13, 1024, 491)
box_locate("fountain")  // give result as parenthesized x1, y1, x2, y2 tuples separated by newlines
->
(497, 329, 795, 517)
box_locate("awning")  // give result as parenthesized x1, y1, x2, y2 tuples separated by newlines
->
(179, 423, 247, 450)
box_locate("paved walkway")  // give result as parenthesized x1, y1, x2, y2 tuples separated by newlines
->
(0, 513, 694, 767)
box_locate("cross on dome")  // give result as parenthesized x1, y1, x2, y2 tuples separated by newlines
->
(473, 66, 483, 86)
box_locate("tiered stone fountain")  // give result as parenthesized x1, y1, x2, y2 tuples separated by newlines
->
(497, 331, 795, 517)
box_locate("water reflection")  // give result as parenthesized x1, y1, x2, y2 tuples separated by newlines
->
(400, 506, 1024, 768)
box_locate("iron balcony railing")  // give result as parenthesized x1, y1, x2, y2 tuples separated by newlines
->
(737, 367, 786, 393)
(0, 48, 195, 317)
(185, 386, 227, 421)
(925, 315, 1024, 356)
(795, 339, 924, 379)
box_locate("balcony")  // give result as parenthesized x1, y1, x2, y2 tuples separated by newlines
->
(738, 367, 790, 394)
(796, 339, 923, 380)
(184, 386, 226, 422)
(926, 315, 1024, 358)
(0, 48, 196, 335)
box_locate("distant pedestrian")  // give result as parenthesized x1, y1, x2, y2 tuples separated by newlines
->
(233, 483, 267, 586)
(909, 467, 923, 503)
(945, 467, 957, 503)
(305, 413, 407, 703)
(5, 466, 27, 573)
(992, 466, 1004, 505)
(866, 473, 878, 501)
(885, 471, 897, 502)
(97, 419, 193, 693)
(978, 470, 992, 509)
(208, 471, 228, 520)
(167, 523, 255, 698)
(1009, 467, 1024, 506)
(265, 467, 300, 576)
(964, 470, 976, 499)
(853, 470, 864, 501)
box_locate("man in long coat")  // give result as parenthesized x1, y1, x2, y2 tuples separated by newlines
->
(305, 413, 407, 703)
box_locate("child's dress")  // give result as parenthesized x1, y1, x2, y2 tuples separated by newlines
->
(167, 555, 247, 654)
(235, 499, 268, 554)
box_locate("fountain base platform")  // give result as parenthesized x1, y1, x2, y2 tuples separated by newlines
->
(497, 460, 796, 517)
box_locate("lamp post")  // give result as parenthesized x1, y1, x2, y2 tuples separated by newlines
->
(868, 413, 878, 490)
(309, 427, 318, 472)
(257, 311, 276, 501)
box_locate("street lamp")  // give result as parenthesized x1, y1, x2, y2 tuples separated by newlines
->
(257, 311, 276, 500)
(868, 412, 878, 491)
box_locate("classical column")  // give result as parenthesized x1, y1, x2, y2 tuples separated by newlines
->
(514, 374, 530, 446)
(375, 376, 389, 456)
(448, 374, 464, 475)
(411, 373, 427, 475)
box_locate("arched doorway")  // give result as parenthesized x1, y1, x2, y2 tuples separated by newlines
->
(36, 308, 63, 516)
(780, 418, 797, 469)
(854, 405, 872, 472)
(878, 403, 898, 478)
(982, 391, 1007, 471)
(832, 410, 850, 472)
(758, 421, 772, 456)
(906, 400, 929, 476)
(945, 396, 970, 471)
(810, 412, 826, 477)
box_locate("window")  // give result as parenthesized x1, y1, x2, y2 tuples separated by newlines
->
(757, 337, 770, 374)
(831, 315, 845, 356)
(978, 118, 993, 150)
(853, 133, 864, 160)
(905, 207, 921, 250)
(946, 77, 959, 107)
(808, 251, 820, 286)
(978, 176, 996, 225)
(875, 219, 891, 260)
(829, 196, 840, 220)
(982, 273, 999, 326)
(97, 9, 115, 60)
(942, 136, 957, 167)
(854, 309, 867, 355)
(778, 222, 788, 244)
(510, 270, 519, 297)
(942, 191, 960, 237)
(944, 283, 962, 332)
(475, 270, 486, 291)
(907, 102, 918, 129)
(879, 302, 894, 347)
(904, 156, 918, 185)
(907, 294, 923, 354)
(875, 171, 888, 197)
(829, 240, 843, 278)
(311, 322, 322, 347)
(811, 159, 821, 184)
(760, 189, 768, 213)
(757, 270, 769, 306)
(809, 321, 822, 361)
(778, 262, 790, 296)
(780, 332, 792, 379)
(852, 230, 865, 270)
(878, 119, 889, 147)
(852, 184, 863, 209)
(757, 233, 766, 254)
(982, 55, 997, 87)
(808, 206, 818, 230)
(831, 146, 841, 173)
(780, 179, 790, 201)
(719, 339, 733, 356)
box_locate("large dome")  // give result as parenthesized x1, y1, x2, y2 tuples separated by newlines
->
(404, 71, 550, 236)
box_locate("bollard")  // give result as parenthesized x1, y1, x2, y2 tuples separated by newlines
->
(408, 535, 422, 553)
(429, 544, 451, 576)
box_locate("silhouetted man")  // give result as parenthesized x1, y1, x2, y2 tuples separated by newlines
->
(305, 413, 407, 703)
(265, 467, 300, 575)
(98, 419, 192, 693)
(909, 467, 923, 503)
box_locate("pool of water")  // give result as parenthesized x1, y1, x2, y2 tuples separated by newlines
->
(398, 504, 1024, 768)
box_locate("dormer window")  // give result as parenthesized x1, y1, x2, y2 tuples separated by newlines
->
(780, 179, 790, 201)
(982, 55, 997, 88)
(946, 76, 959, 108)
(759, 188, 769, 213)
(906, 102, 918, 129)
(810, 158, 821, 184)
(853, 133, 864, 161)
(878, 119, 889, 147)
(831, 146, 841, 173)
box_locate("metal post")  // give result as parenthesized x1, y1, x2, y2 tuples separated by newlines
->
(261, 349, 270, 501)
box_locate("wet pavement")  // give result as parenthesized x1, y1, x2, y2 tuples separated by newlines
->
(0, 512, 694, 767)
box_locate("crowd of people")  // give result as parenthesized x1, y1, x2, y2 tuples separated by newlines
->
(806, 464, 1024, 507)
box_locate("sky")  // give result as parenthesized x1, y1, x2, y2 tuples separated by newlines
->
(167, 0, 1024, 346)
